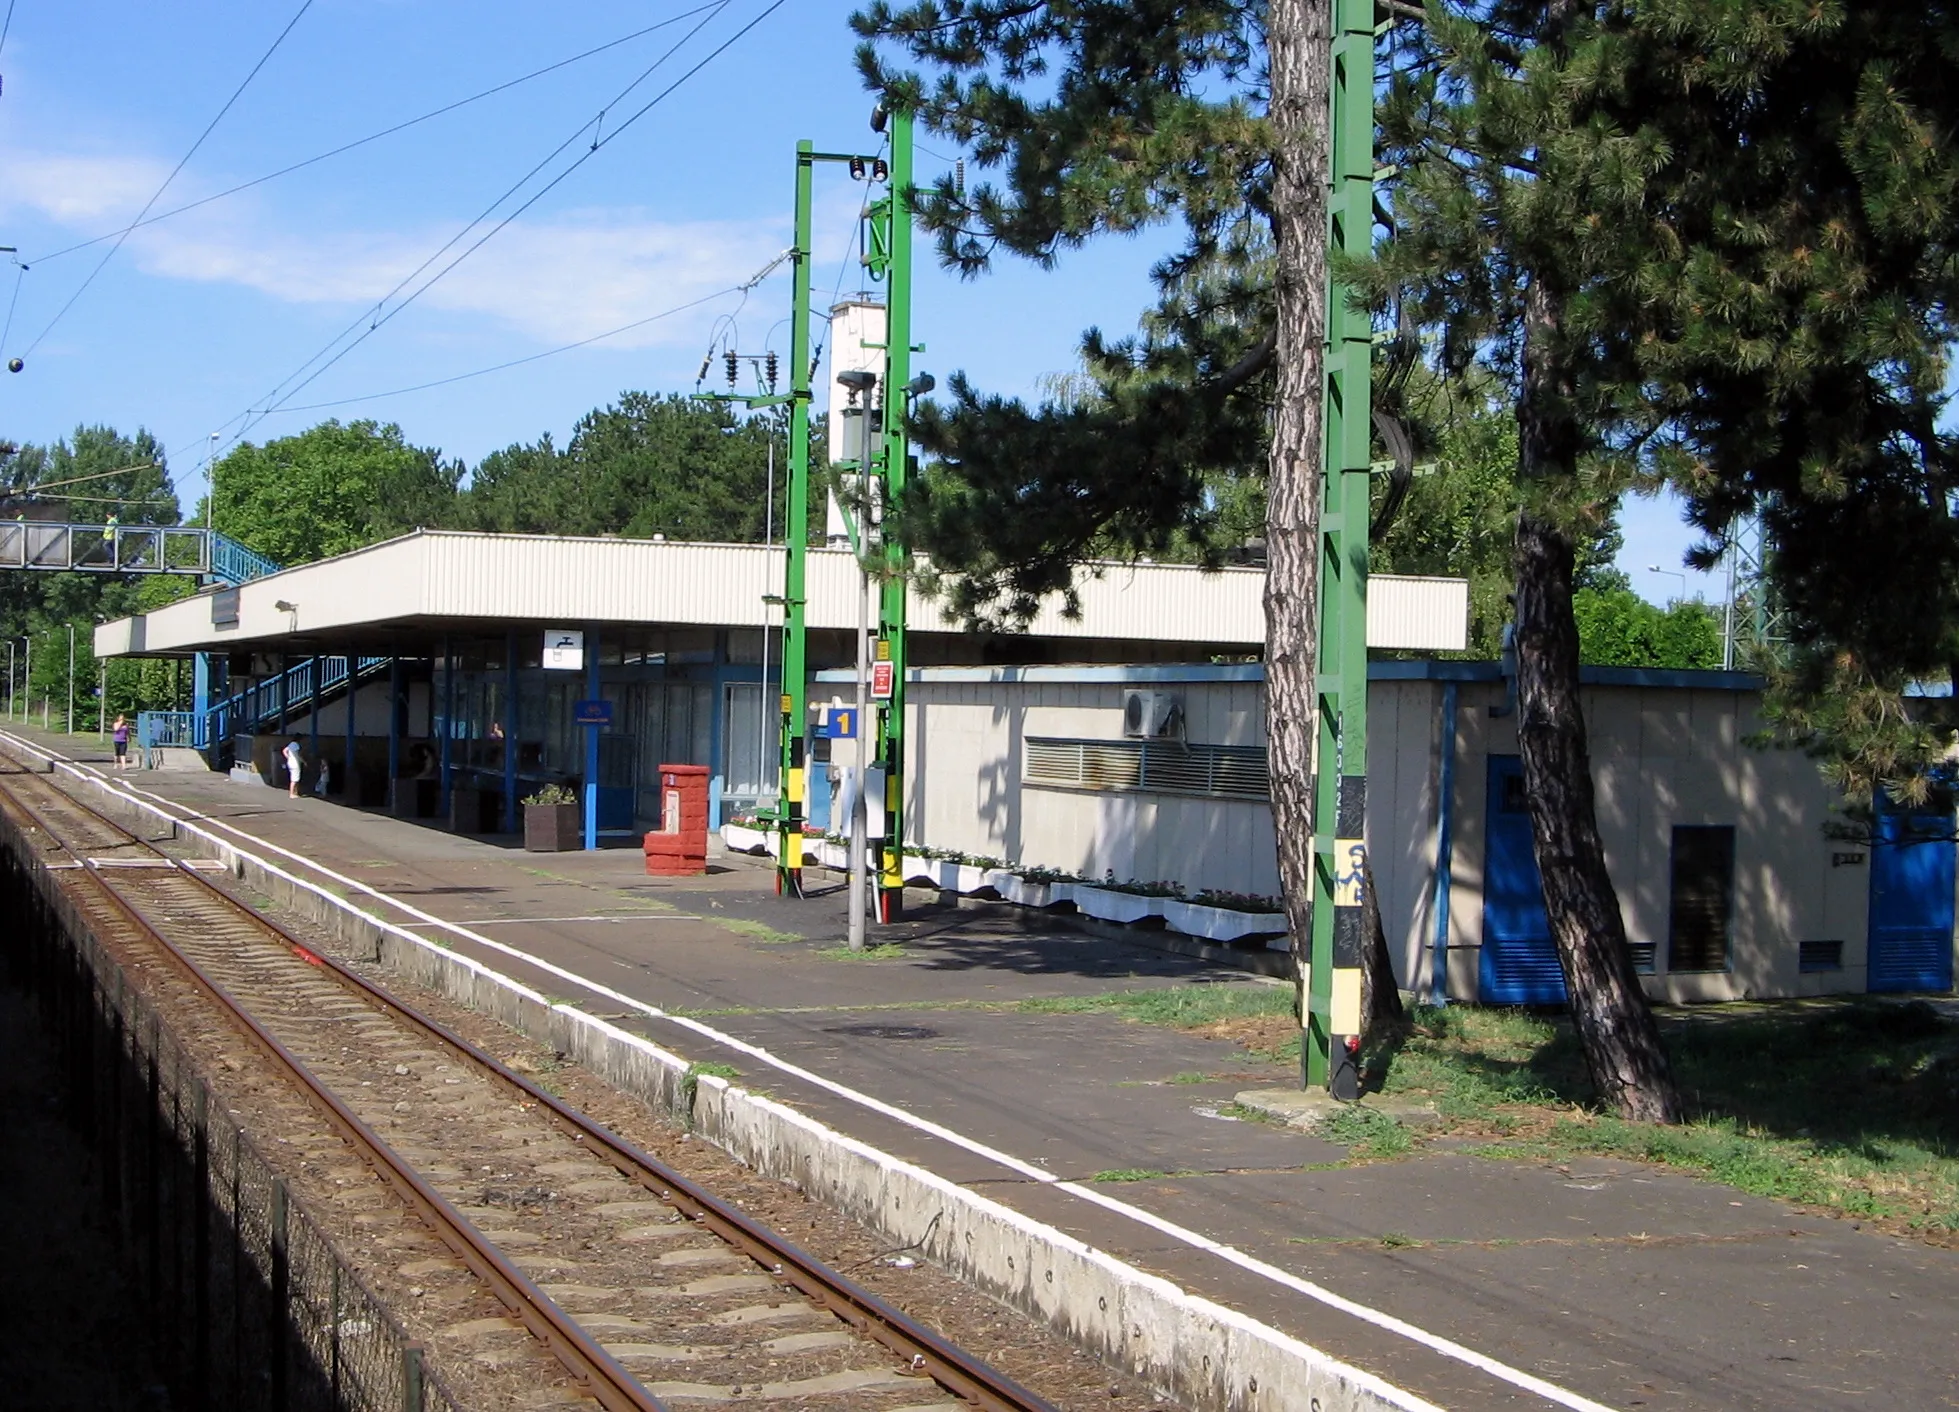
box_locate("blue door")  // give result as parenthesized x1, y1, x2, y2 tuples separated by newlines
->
(1480, 755, 1567, 1004)
(1867, 802, 1955, 993)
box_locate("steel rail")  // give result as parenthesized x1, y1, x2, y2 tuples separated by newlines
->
(0, 758, 1057, 1412)
(0, 771, 670, 1412)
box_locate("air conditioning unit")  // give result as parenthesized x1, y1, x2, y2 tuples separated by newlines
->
(1122, 690, 1181, 739)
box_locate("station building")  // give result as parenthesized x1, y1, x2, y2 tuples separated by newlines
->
(95, 528, 1955, 1005)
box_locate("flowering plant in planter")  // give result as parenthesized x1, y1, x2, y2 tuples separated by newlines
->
(1188, 889, 1285, 914)
(521, 783, 580, 852)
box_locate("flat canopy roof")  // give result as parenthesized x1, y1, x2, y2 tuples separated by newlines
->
(94, 529, 1467, 660)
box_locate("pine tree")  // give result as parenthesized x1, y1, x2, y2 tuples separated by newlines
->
(855, 0, 1339, 1041)
(1620, 2, 1959, 808)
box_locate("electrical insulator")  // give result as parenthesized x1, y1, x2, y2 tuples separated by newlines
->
(724, 350, 739, 387)
(849, 156, 866, 181)
(954, 157, 966, 196)
(765, 351, 779, 391)
(872, 158, 889, 183)
(696, 353, 712, 383)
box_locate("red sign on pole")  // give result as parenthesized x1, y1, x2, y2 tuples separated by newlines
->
(871, 660, 894, 700)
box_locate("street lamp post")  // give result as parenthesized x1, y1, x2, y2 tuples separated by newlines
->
(67, 623, 75, 735)
(1645, 565, 1687, 603)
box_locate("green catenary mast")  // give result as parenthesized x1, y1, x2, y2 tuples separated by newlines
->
(1305, 0, 1376, 1095)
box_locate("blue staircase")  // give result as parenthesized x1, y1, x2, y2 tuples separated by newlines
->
(139, 654, 390, 759)
(209, 532, 282, 585)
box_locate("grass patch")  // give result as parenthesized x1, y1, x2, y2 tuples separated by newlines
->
(814, 942, 909, 961)
(1370, 999, 1959, 1236)
(1318, 1104, 1413, 1159)
(1019, 982, 1299, 1061)
(1090, 1168, 1169, 1183)
(711, 917, 801, 944)
(680, 1059, 742, 1115)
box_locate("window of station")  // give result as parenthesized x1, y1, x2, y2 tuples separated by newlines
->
(1668, 825, 1736, 973)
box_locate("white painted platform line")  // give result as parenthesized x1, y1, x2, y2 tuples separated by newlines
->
(0, 730, 1611, 1412)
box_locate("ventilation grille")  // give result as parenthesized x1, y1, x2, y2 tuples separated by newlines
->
(1799, 939, 1844, 973)
(1024, 737, 1270, 801)
(1627, 941, 1657, 975)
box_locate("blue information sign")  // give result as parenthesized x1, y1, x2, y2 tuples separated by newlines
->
(573, 699, 613, 727)
(822, 707, 858, 739)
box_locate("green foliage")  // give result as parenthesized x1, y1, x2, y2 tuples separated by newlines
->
(1, 427, 189, 724)
(1571, 590, 1722, 671)
(1317, 1105, 1413, 1160)
(210, 419, 461, 566)
(854, 0, 1279, 622)
(1604, 5, 1959, 804)
(463, 395, 803, 544)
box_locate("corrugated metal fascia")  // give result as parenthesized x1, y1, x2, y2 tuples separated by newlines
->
(422, 535, 782, 626)
(1367, 574, 1469, 651)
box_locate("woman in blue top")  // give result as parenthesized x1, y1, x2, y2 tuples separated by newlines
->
(112, 714, 130, 771)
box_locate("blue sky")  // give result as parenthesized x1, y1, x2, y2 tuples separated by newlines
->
(0, 0, 1712, 603)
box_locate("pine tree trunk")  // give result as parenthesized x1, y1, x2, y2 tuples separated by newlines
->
(1516, 282, 1683, 1125)
(1263, 0, 1333, 1024)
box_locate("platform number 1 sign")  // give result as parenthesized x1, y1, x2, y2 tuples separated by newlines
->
(543, 629, 584, 671)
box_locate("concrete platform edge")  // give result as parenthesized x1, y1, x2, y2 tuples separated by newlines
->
(31, 750, 1436, 1412)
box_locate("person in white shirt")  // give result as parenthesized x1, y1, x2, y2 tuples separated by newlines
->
(283, 738, 304, 799)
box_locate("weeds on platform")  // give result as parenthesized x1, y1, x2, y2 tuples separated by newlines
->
(1317, 1104, 1413, 1160)
(711, 917, 800, 944)
(1018, 982, 1296, 1060)
(1370, 1000, 1959, 1237)
(1089, 1168, 1169, 1183)
(815, 942, 908, 961)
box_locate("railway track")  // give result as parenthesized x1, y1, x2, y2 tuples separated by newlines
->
(0, 758, 1057, 1412)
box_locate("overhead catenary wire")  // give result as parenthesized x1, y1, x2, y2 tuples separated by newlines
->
(222, 0, 779, 452)
(246, 0, 793, 420)
(22, 0, 317, 358)
(28, 7, 724, 267)
(0, 0, 16, 63)
(261, 284, 753, 415)
(270, 244, 792, 416)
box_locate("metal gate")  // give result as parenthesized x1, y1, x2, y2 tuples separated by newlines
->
(1867, 802, 1956, 993)
(1479, 755, 1567, 1004)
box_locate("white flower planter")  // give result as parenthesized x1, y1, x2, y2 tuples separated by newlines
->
(721, 823, 770, 854)
(991, 871, 1054, 909)
(1162, 899, 1290, 942)
(950, 863, 992, 895)
(902, 853, 942, 886)
(1074, 887, 1164, 925)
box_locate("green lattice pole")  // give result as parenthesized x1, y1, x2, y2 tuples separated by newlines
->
(1306, 0, 1375, 1095)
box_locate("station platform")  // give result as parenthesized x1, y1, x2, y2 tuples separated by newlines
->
(19, 729, 1957, 1412)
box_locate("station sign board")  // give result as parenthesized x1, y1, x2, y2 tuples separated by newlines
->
(543, 628, 584, 670)
(573, 699, 612, 727)
(870, 660, 894, 701)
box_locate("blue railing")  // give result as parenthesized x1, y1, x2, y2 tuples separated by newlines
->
(143, 654, 389, 761)
(210, 532, 282, 585)
(217, 654, 390, 743)
(138, 710, 204, 751)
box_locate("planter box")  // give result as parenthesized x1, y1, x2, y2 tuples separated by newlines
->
(902, 853, 943, 886)
(1074, 887, 1164, 925)
(1162, 899, 1290, 942)
(992, 872, 1054, 909)
(722, 823, 770, 854)
(524, 802, 581, 852)
(950, 863, 993, 896)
